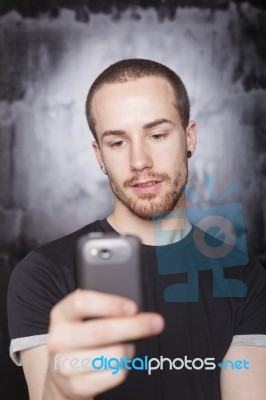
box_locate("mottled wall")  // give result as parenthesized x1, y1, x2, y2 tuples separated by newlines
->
(0, 3, 265, 398)
(0, 4, 265, 262)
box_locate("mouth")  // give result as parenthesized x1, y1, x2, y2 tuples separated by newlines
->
(131, 180, 163, 194)
(132, 180, 161, 187)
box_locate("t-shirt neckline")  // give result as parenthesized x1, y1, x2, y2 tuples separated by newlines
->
(99, 218, 195, 254)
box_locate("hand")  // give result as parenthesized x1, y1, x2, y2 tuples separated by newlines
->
(44, 289, 165, 399)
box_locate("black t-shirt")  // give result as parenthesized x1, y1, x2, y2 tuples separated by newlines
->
(7, 218, 266, 400)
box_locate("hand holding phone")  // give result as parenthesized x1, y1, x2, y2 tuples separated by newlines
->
(45, 289, 164, 400)
(43, 233, 164, 399)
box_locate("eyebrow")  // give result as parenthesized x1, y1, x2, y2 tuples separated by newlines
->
(101, 118, 175, 142)
(143, 118, 175, 130)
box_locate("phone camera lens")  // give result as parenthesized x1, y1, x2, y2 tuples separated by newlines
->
(99, 249, 112, 259)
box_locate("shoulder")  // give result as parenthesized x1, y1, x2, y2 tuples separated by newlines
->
(8, 219, 105, 298)
(7, 219, 106, 338)
(33, 219, 104, 267)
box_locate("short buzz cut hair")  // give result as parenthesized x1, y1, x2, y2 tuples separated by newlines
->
(85, 59, 190, 142)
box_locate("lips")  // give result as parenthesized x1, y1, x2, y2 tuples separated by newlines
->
(131, 180, 163, 194)
(133, 181, 160, 187)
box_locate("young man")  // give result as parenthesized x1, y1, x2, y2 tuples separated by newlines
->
(8, 59, 266, 399)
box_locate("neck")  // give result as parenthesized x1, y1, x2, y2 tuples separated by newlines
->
(107, 194, 191, 246)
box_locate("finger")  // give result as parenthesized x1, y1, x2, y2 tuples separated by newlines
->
(52, 343, 135, 377)
(49, 312, 165, 352)
(50, 289, 138, 324)
(62, 367, 131, 399)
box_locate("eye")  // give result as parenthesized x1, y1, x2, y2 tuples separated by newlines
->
(111, 140, 124, 148)
(151, 133, 166, 141)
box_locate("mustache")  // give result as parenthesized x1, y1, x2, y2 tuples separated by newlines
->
(123, 173, 171, 188)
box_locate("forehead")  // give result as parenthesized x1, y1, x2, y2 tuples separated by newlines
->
(91, 76, 179, 135)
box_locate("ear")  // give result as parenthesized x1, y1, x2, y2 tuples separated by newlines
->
(186, 120, 197, 155)
(92, 140, 105, 170)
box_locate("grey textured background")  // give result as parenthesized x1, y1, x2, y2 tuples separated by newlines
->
(0, 3, 265, 261)
(0, 2, 265, 398)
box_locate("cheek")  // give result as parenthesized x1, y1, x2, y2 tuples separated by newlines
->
(154, 144, 185, 168)
(105, 155, 127, 180)
(154, 135, 185, 156)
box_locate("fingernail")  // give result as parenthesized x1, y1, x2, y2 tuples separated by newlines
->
(151, 316, 164, 333)
(122, 301, 137, 315)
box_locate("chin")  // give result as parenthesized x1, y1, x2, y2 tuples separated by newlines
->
(126, 195, 183, 221)
(110, 172, 187, 221)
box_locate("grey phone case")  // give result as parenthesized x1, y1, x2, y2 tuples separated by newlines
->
(76, 232, 143, 311)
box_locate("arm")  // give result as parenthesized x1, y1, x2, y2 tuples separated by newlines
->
(20, 346, 49, 400)
(220, 345, 266, 400)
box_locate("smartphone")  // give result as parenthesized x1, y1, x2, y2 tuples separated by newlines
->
(76, 232, 143, 311)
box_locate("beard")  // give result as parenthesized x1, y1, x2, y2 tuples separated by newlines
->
(107, 159, 188, 221)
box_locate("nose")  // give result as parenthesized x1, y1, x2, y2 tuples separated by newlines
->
(129, 140, 153, 172)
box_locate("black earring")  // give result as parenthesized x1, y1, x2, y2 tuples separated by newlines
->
(187, 150, 192, 158)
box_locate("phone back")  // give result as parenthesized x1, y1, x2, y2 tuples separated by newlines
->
(76, 233, 143, 310)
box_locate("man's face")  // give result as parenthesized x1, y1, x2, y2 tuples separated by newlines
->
(91, 76, 196, 221)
